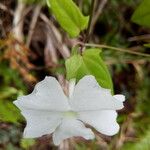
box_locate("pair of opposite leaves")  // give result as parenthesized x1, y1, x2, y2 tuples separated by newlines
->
(14, 75, 125, 145)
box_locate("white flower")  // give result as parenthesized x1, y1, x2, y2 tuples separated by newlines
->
(13, 75, 125, 146)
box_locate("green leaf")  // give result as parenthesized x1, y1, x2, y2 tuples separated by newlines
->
(47, 0, 89, 37)
(71, 46, 80, 56)
(131, 0, 150, 27)
(65, 48, 113, 91)
(66, 54, 82, 79)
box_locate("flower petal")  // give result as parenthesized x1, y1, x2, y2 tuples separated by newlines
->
(70, 75, 124, 111)
(52, 119, 95, 145)
(14, 76, 70, 111)
(78, 110, 119, 136)
(113, 94, 125, 102)
(21, 110, 62, 138)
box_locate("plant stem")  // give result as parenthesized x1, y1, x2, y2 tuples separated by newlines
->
(82, 43, 150, 57)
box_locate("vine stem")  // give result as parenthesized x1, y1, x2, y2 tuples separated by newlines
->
(81, 43, 150, 57)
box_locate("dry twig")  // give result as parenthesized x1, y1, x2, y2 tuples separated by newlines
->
(13, 0, 26, 42)
(92, 0, 108, 32)
(40, 13, 70, 59)
(26, 5, 42, 47)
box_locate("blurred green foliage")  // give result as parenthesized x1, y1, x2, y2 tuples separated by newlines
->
(0, 62, 26, 123)
(20, 139, 36, 149)
(122, 129, 150, 150)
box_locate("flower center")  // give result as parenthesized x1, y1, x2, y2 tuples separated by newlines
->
(63, 111, 78, 118)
